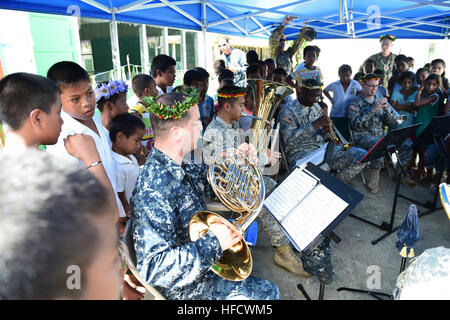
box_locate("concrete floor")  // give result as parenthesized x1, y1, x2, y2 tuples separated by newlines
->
(250, 168, 450, 300)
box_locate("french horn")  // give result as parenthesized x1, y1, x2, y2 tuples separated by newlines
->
(189, 147, 265, 281)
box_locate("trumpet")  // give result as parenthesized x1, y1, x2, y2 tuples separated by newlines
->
(384, 101, 407, 124)
(319, 96, 353, 151)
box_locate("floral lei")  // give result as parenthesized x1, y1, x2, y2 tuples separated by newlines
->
(217, 86, 248, 98)
(94, 79, 128, 103)
(143, 87, 199, 120)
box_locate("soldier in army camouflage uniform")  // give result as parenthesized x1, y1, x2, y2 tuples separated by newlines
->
(279, 79, 368, 183)
(279, 79, 373, 284)
(202, 85, 313, 278)
(360, 35, 398, 89)
(269, 16, 309, 75)
(347, 74, 416, 194)
(131, 92, 279, 300)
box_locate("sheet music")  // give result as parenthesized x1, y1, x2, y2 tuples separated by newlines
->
(281, 184, 348, 250)
(264, 167, 318, 221)
(295, 142, 328, 167)
(264, 166, 349, 251)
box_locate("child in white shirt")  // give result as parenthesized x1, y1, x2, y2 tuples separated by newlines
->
(323, 64, 362, 142)
(109, 113, 145, 218)
(45, 61, 123, 220)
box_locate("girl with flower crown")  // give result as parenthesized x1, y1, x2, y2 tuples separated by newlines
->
(95, 79, 130, 132)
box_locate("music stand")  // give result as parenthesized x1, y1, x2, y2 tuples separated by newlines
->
(265, 162, 364, 300)
(370, 118, 449, 245)
(349, 124, 421, 245)
(407, 115, 450, 215)
(337, 254, 410, 300)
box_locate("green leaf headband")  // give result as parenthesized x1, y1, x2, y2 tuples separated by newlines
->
(379, 34, 396, 42)
(143, 87, 199, 120)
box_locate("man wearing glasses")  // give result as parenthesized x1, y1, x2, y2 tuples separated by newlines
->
(347, 74, 415, 194)
(217, 36, 247, 87)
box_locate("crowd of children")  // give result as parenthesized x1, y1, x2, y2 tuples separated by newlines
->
(0, 31, 448, 300)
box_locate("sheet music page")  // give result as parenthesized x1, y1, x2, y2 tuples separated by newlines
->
(264, 167, 317, 221)
(281, 184, 348, 250)
(295, 143, 328, 167)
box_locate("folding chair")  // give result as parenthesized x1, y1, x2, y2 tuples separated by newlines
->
(119, 219, 166, 300)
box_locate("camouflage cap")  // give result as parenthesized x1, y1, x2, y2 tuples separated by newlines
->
(393, 246, 450, 300)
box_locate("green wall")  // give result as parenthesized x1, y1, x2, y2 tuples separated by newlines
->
(29, 13, 79, 76)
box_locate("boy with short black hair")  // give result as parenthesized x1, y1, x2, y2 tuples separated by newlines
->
(289, 45, 323, 88)
(265, 58, 275, 80)
(130, 74, 158, 155)
(45, 61, 122, 220)
(0, 149, 121, 300)
(272, 67, 288, 83)
(151, 54, 176, 96)
(246, 64, 261, 80)
(0, 72, 62, 150)
(110, 113, 145, 220)
(323, 64, 362, 141)
(218, 69, 234, 88)
(194, 67, 215, 130)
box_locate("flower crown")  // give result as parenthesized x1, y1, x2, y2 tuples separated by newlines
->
(143, 87, 199, 120)
(95, 80, 128, 103)
(379, 34, 396, 42)
(217, 86, 248, 98)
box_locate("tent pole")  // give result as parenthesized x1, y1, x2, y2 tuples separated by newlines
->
(163, 27, 169, 55)
(110, 11, 122, 80)
(139, 24, 150, 75)
(201, 0, 207, 68)
(181, 30, 187, 73)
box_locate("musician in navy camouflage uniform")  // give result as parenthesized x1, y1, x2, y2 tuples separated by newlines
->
(347, 74, 415, 194)
(131, 91, 279, 300)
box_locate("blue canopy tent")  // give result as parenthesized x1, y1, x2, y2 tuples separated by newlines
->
(1, 0, 448, 71)
(0, 0, 448, 39)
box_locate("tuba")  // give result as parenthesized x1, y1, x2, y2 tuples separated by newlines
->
(245, 79, 294, 153)
(189, 147, 265, 281)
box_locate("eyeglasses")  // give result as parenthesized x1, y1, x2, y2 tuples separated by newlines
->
(366, 84, 379, 88)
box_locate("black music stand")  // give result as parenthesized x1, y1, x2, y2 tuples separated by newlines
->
(408, 115, 450, 215)
(349, 124, 421, 245)
(336, 254, 410, 300)
(368, 116, 450, 244)
(266, 162, 364, 300)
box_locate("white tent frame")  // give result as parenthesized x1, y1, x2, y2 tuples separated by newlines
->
(78, 0, 449, 71)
